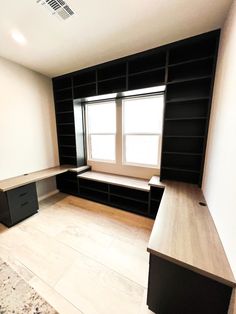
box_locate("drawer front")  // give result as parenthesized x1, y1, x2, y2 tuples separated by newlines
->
(7, 183, 38, 224)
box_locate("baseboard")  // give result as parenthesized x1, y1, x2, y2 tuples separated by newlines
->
(38, 189, 59, 202)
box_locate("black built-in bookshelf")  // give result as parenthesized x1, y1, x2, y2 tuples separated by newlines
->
(77, 177, 164, 219)
(53, 30, 220, 186)
(56, 171, 79, 196)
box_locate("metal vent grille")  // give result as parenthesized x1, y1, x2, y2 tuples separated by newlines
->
(36, 0, 75, 20)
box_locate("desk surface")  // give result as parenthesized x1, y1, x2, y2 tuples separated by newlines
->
(0, 165, 91, 192)
(148, 180, 236, 287)
(0, 166, 71, 192)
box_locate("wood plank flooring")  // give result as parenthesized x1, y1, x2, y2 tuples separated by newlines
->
(0, 193, 154, 314)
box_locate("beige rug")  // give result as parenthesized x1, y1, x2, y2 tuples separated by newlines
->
(0, 258, 58, 314)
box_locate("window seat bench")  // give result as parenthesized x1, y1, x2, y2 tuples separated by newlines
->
(75, 171, 165, 219)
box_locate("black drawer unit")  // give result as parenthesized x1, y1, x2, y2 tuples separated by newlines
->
(0, 183, 38, 227)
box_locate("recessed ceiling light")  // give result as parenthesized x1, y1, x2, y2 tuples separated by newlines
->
(11, 30, 27, 45)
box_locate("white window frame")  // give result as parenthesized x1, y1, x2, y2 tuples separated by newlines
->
(122, 94, 164, 168)
(85, 90, 165, 177)
(85, 101, 116, 163)
(122, 133, 162, 168)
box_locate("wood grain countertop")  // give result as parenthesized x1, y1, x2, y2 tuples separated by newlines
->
(0, 165, 71, 192)
(0, 165, 92, 192)
(147, 180, 236, 288)
(78, 171, 150, 191)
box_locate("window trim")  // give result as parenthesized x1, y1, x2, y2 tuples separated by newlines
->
(122, 133, 162, 168)
(85, 90, 165, 174)
(85, 101, 117, 163)
(121, 94, 164, 168)
(87, 133, 116, 163)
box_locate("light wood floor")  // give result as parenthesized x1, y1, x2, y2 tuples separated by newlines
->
(0, 193, 154, 314)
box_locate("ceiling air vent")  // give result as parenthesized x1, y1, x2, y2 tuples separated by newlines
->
(36, 0, 75, 20)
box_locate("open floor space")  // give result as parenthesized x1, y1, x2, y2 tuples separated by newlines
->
(0, 194, 154, 314)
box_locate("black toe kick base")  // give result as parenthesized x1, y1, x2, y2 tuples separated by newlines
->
(147, 254, 232, 314)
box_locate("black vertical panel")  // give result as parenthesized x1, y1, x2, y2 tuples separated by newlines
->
(74, 101, 86, 166)
(147, 254, 232, 314)
(53, 75, 77, 166)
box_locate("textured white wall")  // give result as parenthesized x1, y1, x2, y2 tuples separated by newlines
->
(0, 56, 59, 197)
(203, 0, 236, 277)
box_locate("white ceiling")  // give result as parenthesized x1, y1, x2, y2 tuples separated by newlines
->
(0, 0, 232, 78)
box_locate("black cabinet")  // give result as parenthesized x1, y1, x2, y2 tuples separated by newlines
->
(56, 171, 79, 196)
(147, 254, 232, 314)
(0, 183, 38, 227)
(52, 30, 220, 186)
(77, 177, 164, 218)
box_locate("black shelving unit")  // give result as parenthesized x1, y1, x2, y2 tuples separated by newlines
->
(56, 171, 79, 196)
(53, 76, 86, 167)
(78, 177, 164, 218)
(52, 30, 220, 186)
(161, 32, 219, 184)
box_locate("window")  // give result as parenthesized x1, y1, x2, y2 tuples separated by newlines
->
(86, 101, 116, 162)
(123, 95, 164, 167)
(85, 89, 165, 173)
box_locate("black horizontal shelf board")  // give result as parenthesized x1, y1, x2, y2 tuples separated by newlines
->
(79, 194, 108, 204)
(109, 192, 148, 204)
(167, 75, 212, 85)
(57, 122, 74, 125)
(97, 75, 126, 83)
(58, 178, 77, 184)
(128, 66, 166, 76)
(79, 185, 108, 194)
(150, 198, 161, 202)
(163, 151, 202, 156)
(56, 111, 74, 114)
(54, 86, 72, 92)
(163, 135, 204, 138)
(111, 194, 148, 207)
(165, 116, 207, 121)
(59, 144, 76, 148)
(60, 155, 76, 158)
(162, 166, 200, 173)
(73, 81, 96, 88)
(168, 55, 214, 68)
(56, 98, 73, 103)
(58, 189, 78, 196)
(166, 96, 209, 103)
(109, 201, 148, 215)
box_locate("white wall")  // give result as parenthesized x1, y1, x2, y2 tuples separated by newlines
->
(203, 0, 236, 277)
(0, 56, 59, 197)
